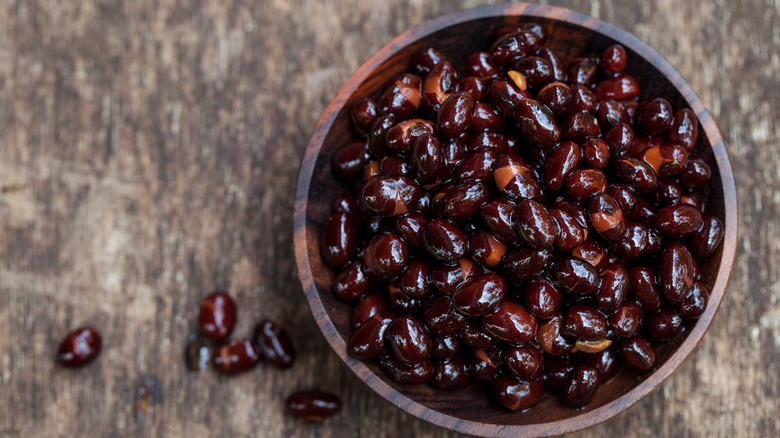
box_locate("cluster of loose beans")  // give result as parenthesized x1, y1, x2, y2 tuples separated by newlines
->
(57, 292, 342, 423)
(321, 22, 724, 410)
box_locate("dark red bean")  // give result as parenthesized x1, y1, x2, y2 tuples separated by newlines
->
(543, 355, 577, 391)
(385, 315, 431, 364)
(379, 350, 434, 384)
(629, 197, 656, 224)
(563, 305, 608, 341)
(525, 278, 562, 320)
(568, 84, 597, 113)
(411, 46, 445, 76)
(690, 216, 724, 258)
(422, 61, 456, 113)
(456, 150, 498, 183)
(452, 273, 506, 317)
(563, 364, 600, 408)
(538, 46, 566, 82)
(385, 119, 435, 155)
(455, 76, 487, 101)
(465, 51, 501, 80)
(431, 258, 483, 295)
(470, 130, 509, 154)
(470, 347, 502, 381)
(348, 312, 392, 359)
(481, 300, 538, 344)
(57, 326, 102, 368)
(514, 98, 561, 148)
(492, 154, 543, 201)
(496, 22, 547, 43)
(213, 339, 260, 374)
(618, 336, 656, 372)
(654, 204, 703, 239)
(580, 138, 610, 170)
(395, 212, 427, 248)
(362, 233, 409, 280)
(490, 30, 543, 65)
(678, 157, 712, 190)
(515, 199, 556, 249)
(567, 58, 599, 87)
(332, 261, 371, 302)
(387, 282, 423, 313)
(471, 103, 505, 131)
(501, 248, 554, 282)
(398, 260, 431, 299)
(644, 308, 684, 341)
(635, 98, 673, 136)
(424, 297, 467, 337)
(368, 114, 395, 157)
(488, 79, 531, 117)
(613, 157, 658, 193)
(285, 391, 342, 423)
(610, 301, 643, 338)
(667, 108, 699, 151)
(185, 333, 212, 372)
(423, 219, 468, 263)
(595, 74, 640, 100)
(628, 266, 662, 312)
(493, 374, 545, 411)
(359, 175, 421, 217)
(200, 291, 236, 341)
(351, 97, 379, 134)
(604, 122, 635, 155)
(505, 344, 544, 380)
(555, 199, 589, 228)
(537, 82, 571, 116)
(681, 190, 706, 212)
(679, 281, 709, 319)
(585, 346, 620, 381)
(653, 178, 683, 206)
(611, 222, 648, 259)
(554, 257, 599, 296)
(331, 141, 369, 180)
(351, 293, 389, 328)
(659, 242, 695, 302)
(606, 184, 637, 215)
(480, 198, 519, 243)
(595, 264, 629, 313)
(379, 74, 422, 120)
(320, 213, 357, 269)
(642, 144, 689, 177)
(511, 56, 553, 87)
(431, 334, 461, 359)
(596, 99, 631, 128)
(432, 356, 471, 391)
(409, 134, 445, 185)
(566, 169, 607, 202)
(460, 323, 496, 350)
(589, 193, 625, 242)
(254, 319, 295, 369)
(469, 231, 508, 268)
(572, 239, 609, 272)
(601, 44, 627, 73)
(562, 111, 600, 143)
(441, 181, 491, 221)
(550, 207, 588, 252)
(437, 92, 475, 138)
(537, 315, 575, 356)
(543, 140, 581, 192)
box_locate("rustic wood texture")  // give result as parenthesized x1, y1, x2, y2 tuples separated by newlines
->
(0, 1, 774, 437)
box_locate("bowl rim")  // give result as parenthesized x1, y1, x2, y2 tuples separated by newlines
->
(294, 3, 737, 437)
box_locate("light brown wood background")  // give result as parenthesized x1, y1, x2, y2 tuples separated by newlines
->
(0, 0, 776, 437)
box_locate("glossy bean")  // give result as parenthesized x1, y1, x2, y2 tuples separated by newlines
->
(351, 97, 379, 133)
(505, 344, 544, 380)
(363, 233, 409, 280)
(423, 219, 468, 263)
(332, 261, 370, 302)
(627, 266, 662, 312)
(595, 264, 629, 313)
(609, 301, 644, 338)
(659, 242, 695, 302)
(359, 175, 421, 217)
(501, 248, 554, 282)
(515, 199, 556, 249)
(537, 82, 571, 116)
(580, 138, 610, 170)
(470, 347, 503, 381)
(654, 204, 703, 239)
(493, 374, 545, 411)
(379, 74, 422, 120)
(452, 274, 506, 317)
(431, 334, 461, 359)
(254, 320, 295, 369)
(563, 305, 608, 341)
(644, 308, 684, 341)
(285, 391, 342, 423)
(423, 297, 467, 337)
(57, 326, 102, 368)
(563, 364, 601, 407)
(184, 333, 212, 372)
(536, 315, 575, 356)
(641, 144, 689, 177)
(379, 351, 433, 384)
(618, 336, 656, 372)
(422, 61, 456, 113)
(594, 74, 640, 100)
(469, 231, 508, 267)
(514, 98, 561, 148)
(213, 339, 260, 374)
(432, 356, 471, 391)
(441, 181, 491, 221)
(554, 257, 599, 295)
(667, 108, 699, 151)
(431, 258, 483, 295)
(386, 315, 432, 364)
(690, 215, 724, 258)
(613, 157, 658, 192)
(543, 140, 581, 192)
(200, 291, 237, 342)
(490, 30, 543, 65)
(481, 300, 538, 344)
(679, 281, 709, 320)
(572, 239, 609, 272)
(588, 193, 625, 241)
(437, 92, 475, 138)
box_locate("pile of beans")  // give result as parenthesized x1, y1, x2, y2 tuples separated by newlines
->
(321, 22, 724, 410)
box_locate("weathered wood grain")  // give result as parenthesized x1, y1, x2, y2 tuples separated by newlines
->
(0, 0, 776, 437)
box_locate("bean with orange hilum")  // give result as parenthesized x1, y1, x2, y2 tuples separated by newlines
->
(322, 22, 724, 411)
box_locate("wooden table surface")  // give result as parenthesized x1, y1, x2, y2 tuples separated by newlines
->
(0, 0, 776, 437)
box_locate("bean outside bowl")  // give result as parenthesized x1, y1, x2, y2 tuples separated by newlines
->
(293, 3, 737, 437)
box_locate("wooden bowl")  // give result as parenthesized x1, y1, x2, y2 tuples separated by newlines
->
(294, 3, 737, 436)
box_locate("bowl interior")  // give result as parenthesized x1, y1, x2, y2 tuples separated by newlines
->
(296, 4, 732, 435)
